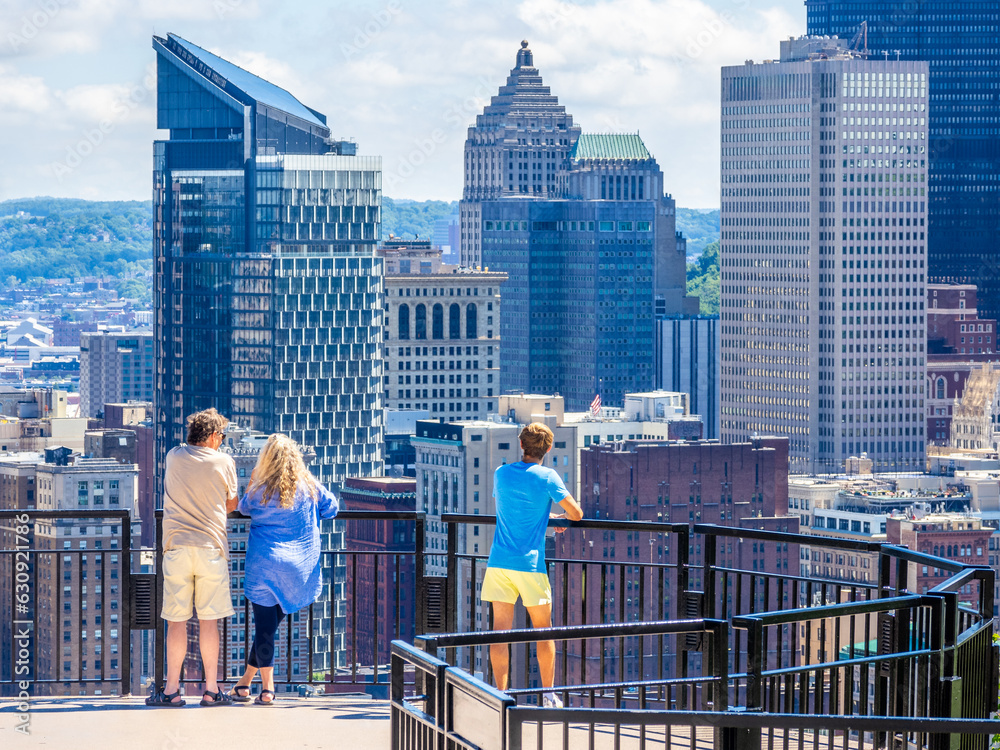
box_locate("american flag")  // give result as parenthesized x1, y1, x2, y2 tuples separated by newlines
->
(590, 394, 602, 416)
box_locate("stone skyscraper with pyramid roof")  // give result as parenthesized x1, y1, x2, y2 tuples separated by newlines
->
(461, 42, 698, 410)
(459, 41, 582, 268)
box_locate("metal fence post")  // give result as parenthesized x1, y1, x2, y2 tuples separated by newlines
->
(676, 524, 690, 610)
(742, 618, 763, 750)
(446, 520, 458, 634)
(154, 510, 164, 690)
(414, 512, 426, 638)
(702, 531, 717, 620)
(120, 511, 132, 697)
(877, 547, 892, 599)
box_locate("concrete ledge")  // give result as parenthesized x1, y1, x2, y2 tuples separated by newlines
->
(0, 695, 390, 749)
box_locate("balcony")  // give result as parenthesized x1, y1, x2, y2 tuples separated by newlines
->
(1, 510, 998, 749)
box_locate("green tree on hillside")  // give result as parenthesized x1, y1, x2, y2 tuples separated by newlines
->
(686, 240, 719, 316)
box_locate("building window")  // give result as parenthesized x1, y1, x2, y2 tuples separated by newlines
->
(415, 304, 427, 340)
(449, 304, 461, 339)
(398, 304, 410, 340)
(432, 304, 444, 339)
(466, 304, 478, 339)
(936, 378, 945, 400)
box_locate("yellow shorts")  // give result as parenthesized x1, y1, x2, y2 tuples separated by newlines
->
(160, 546, 235, 622)
(480, 567, 552, 607)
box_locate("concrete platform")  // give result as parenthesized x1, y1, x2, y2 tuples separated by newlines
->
(0, 695, 390, 749)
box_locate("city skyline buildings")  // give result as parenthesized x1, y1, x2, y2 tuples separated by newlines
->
(469, 43, 697, 411)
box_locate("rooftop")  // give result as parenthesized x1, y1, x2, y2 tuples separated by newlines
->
(570, 133, 652, 161)
(158, 33, 327, 128)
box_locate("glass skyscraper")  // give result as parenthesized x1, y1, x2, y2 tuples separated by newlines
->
(152, 33, 383, 669)
(806, 1, 1000, 321)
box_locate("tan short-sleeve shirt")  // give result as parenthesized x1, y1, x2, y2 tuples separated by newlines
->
(162, 445, 237, 558)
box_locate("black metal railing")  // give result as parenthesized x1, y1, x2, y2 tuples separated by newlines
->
(391, 629, 1000, 750)
(439, 513, 692, 688)
(415, 618, 729, 712)
(385, 515, 1000, 750)
(0, 510, 135, 697)
(5, 503, 998, 743)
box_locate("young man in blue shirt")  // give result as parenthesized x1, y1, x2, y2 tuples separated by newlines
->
(480, 422, 583, 708)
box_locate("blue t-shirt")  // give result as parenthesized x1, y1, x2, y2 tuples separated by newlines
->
(487, 461, 570, 573)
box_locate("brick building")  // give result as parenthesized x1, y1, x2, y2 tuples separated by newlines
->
(928, 285, 998, 359)
(926, 284, 1000, 445)
(102, 403, 155, 547)
(340, 477, 417, 674)
(552, 437, 797, 684)
(887, 512, 991, 610)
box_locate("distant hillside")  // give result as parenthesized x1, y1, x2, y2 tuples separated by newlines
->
(0, 198, 153, 292)
(676, 208, 719, 259)
(686, 241, 719, 316)
(0, 197, 458, 290)
(382, 197, 457, 242)
(0, 198, 717, 292)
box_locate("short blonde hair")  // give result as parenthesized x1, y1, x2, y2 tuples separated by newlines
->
(520, 422, 553, 460)
(186, 408, 228, 445)
(247, 434, 317, 509)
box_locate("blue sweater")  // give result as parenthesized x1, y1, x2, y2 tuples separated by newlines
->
(238, 481, 339, 613)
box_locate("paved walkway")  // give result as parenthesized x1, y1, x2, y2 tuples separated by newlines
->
(0, 695, 390, 749)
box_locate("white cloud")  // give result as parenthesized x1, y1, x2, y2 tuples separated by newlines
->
(0, 65, 54, 113)
(0, 0, 809, 206)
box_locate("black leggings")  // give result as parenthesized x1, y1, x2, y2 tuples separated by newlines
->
(248, 602, 286, 669)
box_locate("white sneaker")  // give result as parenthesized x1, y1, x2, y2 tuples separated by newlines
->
(542, 692, 563, 708)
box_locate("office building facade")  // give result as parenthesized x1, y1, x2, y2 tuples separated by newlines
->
(466, 44, 696, 412)
(656, 315, 720, 439)
(720, 37, 929, 473)
(79, 331, 154, 418)
(382, 246, 507, 420)
(481, 196, 657, 410)
(152, 32, 384, 676)
(806, 1, 1000, 322)
(152, 33, 383, 494)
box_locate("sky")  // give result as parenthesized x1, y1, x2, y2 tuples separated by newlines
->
(0, 0, 808, 208)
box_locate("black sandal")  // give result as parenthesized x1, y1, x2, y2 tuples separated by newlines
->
(230, 684, 252, 703)
(145, 688, 185, 707)
(200, 689, 233, 707)
(254, 689, 275, 706)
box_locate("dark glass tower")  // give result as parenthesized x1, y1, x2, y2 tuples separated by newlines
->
(152, 33, 383, 490)
(806, 1, 1000, 320)
(152, 34, 383, 670)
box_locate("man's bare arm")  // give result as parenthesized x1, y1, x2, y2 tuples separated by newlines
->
(226, 495, 238, 514)
(557, 495, 583, 522)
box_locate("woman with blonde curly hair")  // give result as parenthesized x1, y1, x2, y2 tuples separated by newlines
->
(230, 434, 338, 705)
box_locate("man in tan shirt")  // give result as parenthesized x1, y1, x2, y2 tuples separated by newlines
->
(146, 408, 238, 707)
